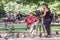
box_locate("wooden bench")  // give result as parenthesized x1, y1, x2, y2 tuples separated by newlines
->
(51, 23, 60, 26)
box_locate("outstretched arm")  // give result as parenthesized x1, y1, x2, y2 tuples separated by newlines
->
(19, 20, 25, 23)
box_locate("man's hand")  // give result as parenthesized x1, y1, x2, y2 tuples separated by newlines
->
(19, 20, 25, 23)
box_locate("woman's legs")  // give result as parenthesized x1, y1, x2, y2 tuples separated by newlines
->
(44, 18, 51, 36)
(45, 24, 51, 35)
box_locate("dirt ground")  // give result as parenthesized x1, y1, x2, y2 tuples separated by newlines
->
(0, 32, 60, 40)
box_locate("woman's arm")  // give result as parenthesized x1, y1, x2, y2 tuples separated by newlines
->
(40, 9, 48, 17)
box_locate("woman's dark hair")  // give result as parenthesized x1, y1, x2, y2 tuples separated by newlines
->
(43, 3, 48, 8)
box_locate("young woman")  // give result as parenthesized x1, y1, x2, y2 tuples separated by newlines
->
(40, 3, 52, 37)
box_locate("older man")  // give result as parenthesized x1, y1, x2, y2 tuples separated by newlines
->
(20, 12, 39, 37)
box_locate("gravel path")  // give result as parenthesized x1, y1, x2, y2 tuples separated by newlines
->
(0, 32, 60, 40)
(0, 37, 60, 40)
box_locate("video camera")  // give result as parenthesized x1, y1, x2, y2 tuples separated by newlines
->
(34, 10, 43, 18)
(34, 10, 44, 22)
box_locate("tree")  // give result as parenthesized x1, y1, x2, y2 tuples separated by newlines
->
(0, 0, 7, 19)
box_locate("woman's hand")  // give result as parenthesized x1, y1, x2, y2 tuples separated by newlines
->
(40, 15, 44, 17)
(40, 8, 48, 17)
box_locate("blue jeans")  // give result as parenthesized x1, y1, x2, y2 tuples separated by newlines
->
(44, 18, 51, 35)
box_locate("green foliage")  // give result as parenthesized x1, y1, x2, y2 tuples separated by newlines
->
(0, 10, 7, 19)
(0, 0, 60, 17)
(0, 0, 7, 18)
(16, 0, 40, 4)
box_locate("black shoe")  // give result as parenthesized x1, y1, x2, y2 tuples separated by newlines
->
(0, 35, 2, 38)
(56, 31, 59, 35)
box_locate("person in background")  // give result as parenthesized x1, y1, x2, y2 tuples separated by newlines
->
(14, 12, 17, 19)
(17, 11, 23, 21)
(40, 3, 52, 37)
(14, 12, 18, 24)
(53, 13, 58, 23)
(7, 11, 12, 21)
(7, 11, 12, 26)
(11, 15, 16, 23)
(20, 12, 39, 37)
(4, 11, 12, 30)
(7, 11, 15, 27)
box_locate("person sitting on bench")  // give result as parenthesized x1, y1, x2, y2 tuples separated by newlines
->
(20, 12, 39, 37)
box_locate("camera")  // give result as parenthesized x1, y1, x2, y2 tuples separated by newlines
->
(34, 10, 43, 18)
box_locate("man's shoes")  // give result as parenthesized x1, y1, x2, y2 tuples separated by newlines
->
(0, 35, 2, 38)
(56, 31, 59, 35)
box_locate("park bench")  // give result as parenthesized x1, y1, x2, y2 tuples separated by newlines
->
(0, 19, 60, 38)
(51, 23, 60, 26)
(0, 21, 60, 32)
